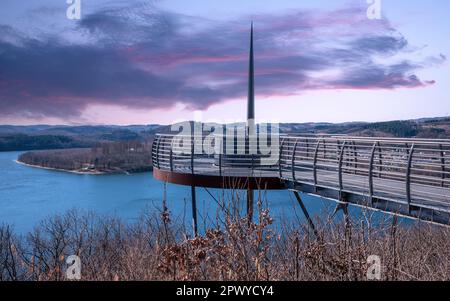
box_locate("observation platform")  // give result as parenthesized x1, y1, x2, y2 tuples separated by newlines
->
(152, 133, 450, 226)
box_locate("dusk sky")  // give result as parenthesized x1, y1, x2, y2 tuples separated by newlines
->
(0, 0, 449, 125)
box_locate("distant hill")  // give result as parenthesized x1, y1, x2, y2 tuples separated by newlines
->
(18, 141, 153, 174)
(0, 134, 92, 152)
(1, 117, 449, 151)
(280, 117, 450, 138)
(0, 124, 164, 151)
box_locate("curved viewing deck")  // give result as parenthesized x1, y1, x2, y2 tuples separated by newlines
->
(152, 133, 450, 226)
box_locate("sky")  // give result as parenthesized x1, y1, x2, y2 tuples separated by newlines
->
(0, 0, 449, 125)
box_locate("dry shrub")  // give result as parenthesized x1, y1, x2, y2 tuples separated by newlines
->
(1, 192, 450, 281)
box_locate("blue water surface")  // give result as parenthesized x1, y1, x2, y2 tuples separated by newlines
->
(0, 151, 395, 234)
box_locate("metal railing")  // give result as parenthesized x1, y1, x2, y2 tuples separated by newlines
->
(152, 133, 450, 215)
(279, 136, 450, 212)
(152, 133, 281, 177)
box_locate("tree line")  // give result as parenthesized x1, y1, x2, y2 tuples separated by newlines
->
(18, 141, 153, 173)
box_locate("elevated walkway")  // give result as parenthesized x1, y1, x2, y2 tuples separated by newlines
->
(152, 134, 450, 226)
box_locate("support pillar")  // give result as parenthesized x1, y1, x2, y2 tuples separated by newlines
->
(247, 188, 254, 223)
(293, 191, 319, 238)
(191, 185, 198, 237)
(332, 202, 351, 238)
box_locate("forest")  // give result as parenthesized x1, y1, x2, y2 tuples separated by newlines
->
(1, 198, 449, 281)
(1, 117, 449, 152)
(18, 141, 153, 174)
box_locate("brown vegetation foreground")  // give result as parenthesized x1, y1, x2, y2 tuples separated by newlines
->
(18, 141, 153, 174)
(1, 195, 450, 281)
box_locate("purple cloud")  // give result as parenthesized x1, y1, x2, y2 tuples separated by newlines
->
(0, 4, 445, 119)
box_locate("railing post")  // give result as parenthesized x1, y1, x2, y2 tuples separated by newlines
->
(219, 136, 223, 177)
(368, 142, 377, 206)
(406, 144, 415, 213)
(292, 139, 299, 181)
(169, 136, 174, 172)
(169, 148, 173, 172)
(191, 185, 198, 236)
(278, 138, 285, 178)
(156, 135, 162, 170)
(377, 142, 383, 178)
(251, 153, 255, 174)
(190, 130, 198, 237)
(305, 138, 309, 158)
(219, 153, 222, 177)
(151, 136, 157, 168)
(338, 141, 347, 199)
(190, 132, 195, 174)
(440, 144, 446, 187)
(313, 140, 321, 187)
(292, 191, 319, 238)
(352, 141, 358, 175)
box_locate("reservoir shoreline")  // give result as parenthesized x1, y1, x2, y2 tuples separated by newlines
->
(14, 159, 106, 175)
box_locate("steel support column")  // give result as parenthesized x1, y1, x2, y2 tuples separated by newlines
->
(247, 188, 254, 223)
(313, 140, 321, 189)
(279, 138, 285, 178)
(440, 144, 446, 187)
(406, 144, 415, 213)
(293, 191, 319, 238)
(155, 136, 162, 170)
(292, 139, 299, 181)
(190, 130, 198, 236)
(169, 138, 174, 172)
(338, 141, 347, 201)
(368, 142, 377, 206)
(331, 202, 351, 238)
(191, 185, 198, 237)
(377, 142, 383, 178)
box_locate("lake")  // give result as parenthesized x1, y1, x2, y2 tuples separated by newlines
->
(0, 151, 390, 234)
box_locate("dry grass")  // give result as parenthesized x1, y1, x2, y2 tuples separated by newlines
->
(1, 192, 450, 281)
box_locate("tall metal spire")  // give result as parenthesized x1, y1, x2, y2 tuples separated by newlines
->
(247, 22, 255, 132)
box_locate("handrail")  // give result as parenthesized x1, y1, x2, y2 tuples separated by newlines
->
(376, 142, 383, 178)
(155, 135, 161, 170)
(351, 140, 358, 175)
(169, 138, 174, 172)
(279, 137, 286, 178)
(406, 144, 415, 211)
(152, 133, 450, 218)
(369, 142, 377, 205)
(190, 132, 194, 174)
(292, 139, 300, 182)
(338, 141, 347, 196)
(440, 144, 446, 188)
(154, 133, 450, 144)
(313, 140, 322, 186)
